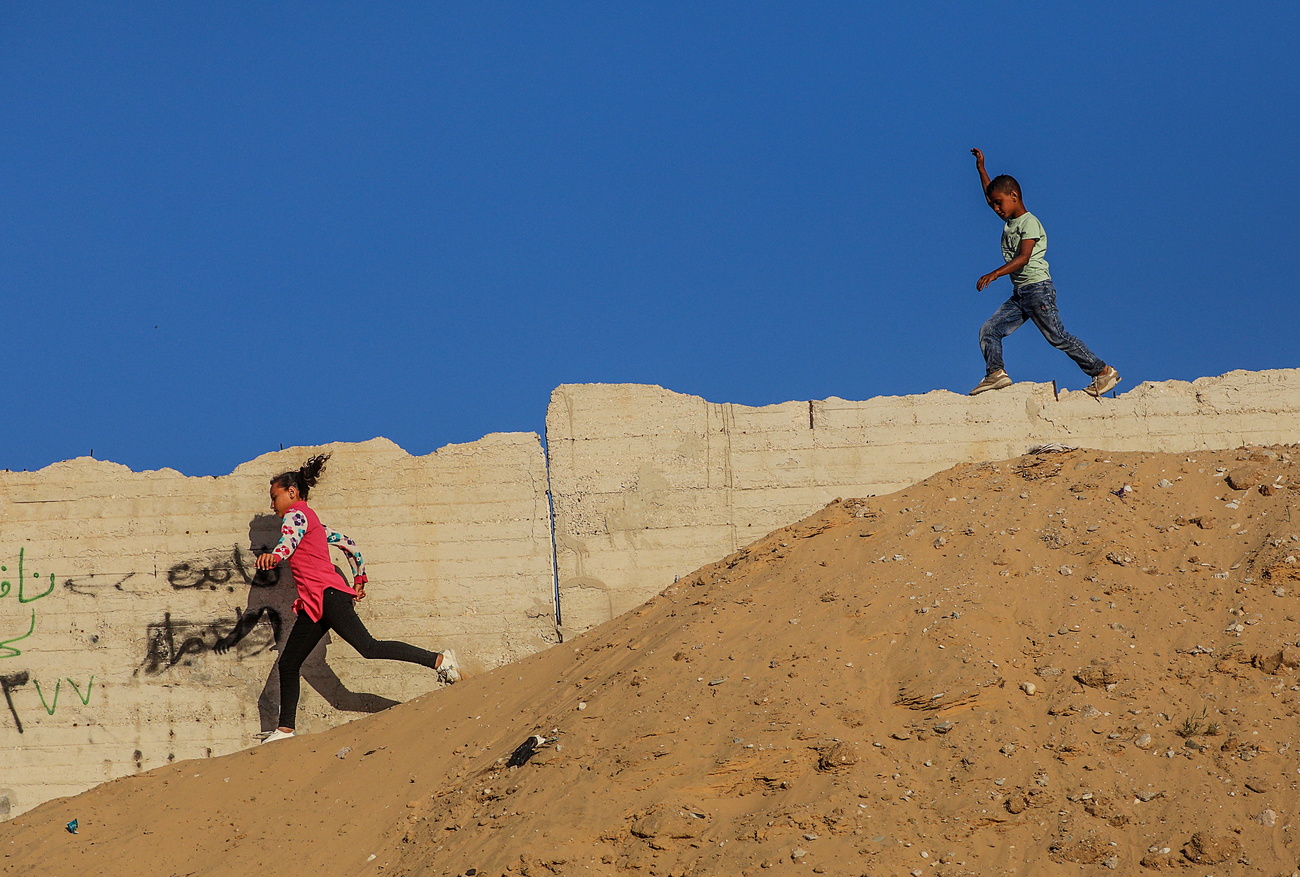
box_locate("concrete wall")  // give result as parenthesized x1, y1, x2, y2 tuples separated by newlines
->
(546, 368, 1300, 633)
(3, 366, 1298, 819)
(0, 434, 555, 820)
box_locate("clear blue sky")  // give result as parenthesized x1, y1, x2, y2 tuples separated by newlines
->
(3, 3, 1296, 476)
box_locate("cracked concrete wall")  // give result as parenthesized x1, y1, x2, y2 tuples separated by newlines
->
(546, 368, 1300, 634)
(0, 434, 555, 820)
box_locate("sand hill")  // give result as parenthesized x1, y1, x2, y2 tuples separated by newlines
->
(3, 444, 1299, 876)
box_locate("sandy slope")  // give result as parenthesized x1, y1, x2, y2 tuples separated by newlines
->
(3, 445, 1300, 877)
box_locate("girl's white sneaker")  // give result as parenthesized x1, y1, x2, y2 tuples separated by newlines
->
(260, 728, 295, 744)
(437, 650, 461, 684)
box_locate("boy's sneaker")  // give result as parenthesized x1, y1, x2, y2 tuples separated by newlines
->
(437, 649, 461, 684)
(969, 370, 1012, 395)
(260, 728, 295, 744)
(1085, 366, 1121, 397)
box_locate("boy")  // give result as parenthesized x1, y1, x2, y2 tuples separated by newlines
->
(967, 148, 1120, 398)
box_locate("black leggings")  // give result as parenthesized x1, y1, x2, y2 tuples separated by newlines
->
(277, 587, 441, 729)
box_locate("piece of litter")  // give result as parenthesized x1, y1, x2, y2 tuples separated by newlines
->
(507, 734, 550, 767)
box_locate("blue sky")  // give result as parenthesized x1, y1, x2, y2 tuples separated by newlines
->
(3, 3, 1296, 476)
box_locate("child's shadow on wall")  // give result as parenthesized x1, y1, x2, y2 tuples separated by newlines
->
(215, 514, 398, 731)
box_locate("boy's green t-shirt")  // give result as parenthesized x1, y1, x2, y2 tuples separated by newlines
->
(1001, 212, 1050, 287)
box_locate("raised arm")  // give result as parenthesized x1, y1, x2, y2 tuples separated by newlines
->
(971, 148, 992, 203)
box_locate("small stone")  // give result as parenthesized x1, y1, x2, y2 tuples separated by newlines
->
(1256, 808, 1278, 827)
(1195, 516, 1217, 530)
(336, 746, 353, 759)
(1226, 466, 1264, 490)
(1000, 743, 1017, 756)
(791, 848, 807, 860)
(1020, 682, 1037, 696)
(1134, 733, 1153, 750)
(933, 721, 954, 734)
(1134, 788, 1162, 802)
(1058, 565, 1073, 576)
(1157, 478, 1174, 488)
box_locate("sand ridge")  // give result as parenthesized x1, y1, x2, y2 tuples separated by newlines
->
(3, 444, 1300, 876)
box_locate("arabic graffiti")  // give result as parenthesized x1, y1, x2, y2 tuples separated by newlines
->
(33, 677, 94, 716)
(1, 549, 58, 660)
(0, 672, 93, 734)
(61, 571, 139, 597)
(166, 545, 280, 591)
(0, 672, 28, 733)
(140, 609, 281, 675)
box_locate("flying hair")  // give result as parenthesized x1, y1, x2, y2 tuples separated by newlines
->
(270, 453, 331, 501)
(987, 174, 1021, 198)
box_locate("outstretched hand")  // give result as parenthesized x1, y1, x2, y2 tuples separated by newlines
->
(970, 147, 985, 165)
(976, 271, 1000, 291)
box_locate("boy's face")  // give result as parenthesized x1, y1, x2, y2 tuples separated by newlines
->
(988, 188, 1025, 220)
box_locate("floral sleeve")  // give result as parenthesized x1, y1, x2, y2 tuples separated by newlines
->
(326, 527, 368, 585)
(271, 509, 309, 561)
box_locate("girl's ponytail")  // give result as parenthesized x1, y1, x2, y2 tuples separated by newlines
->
(270, 453, 331, 500)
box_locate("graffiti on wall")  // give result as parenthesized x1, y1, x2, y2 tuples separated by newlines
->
(1, 550, 97, 734)
(139, 608, 281, 675)
(166, 545, 280, 591)
(0, 549, 57, 659)
(0, 671, 94, 734)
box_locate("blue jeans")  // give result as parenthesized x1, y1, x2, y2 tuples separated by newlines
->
(978, 280, 1105, 377)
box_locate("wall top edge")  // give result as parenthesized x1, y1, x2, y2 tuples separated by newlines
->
(552, 367, 1300, 411)
(5, 432, 543, 483)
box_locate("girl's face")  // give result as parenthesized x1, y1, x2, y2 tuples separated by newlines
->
(269, 483, 299, 516)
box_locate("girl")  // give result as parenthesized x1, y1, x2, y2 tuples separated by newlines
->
(254, 454, 458, 743)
